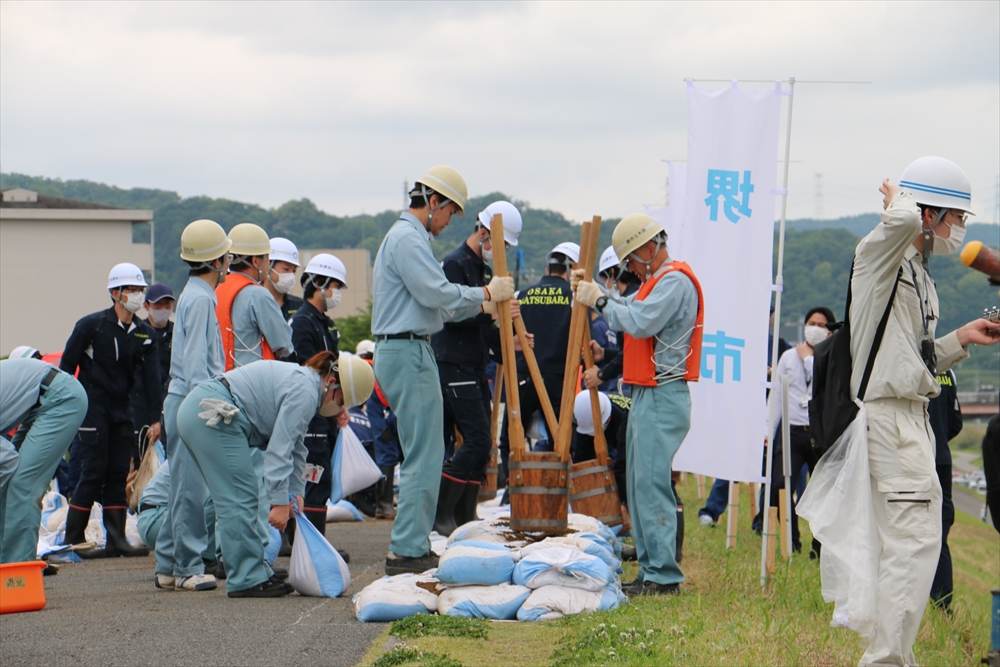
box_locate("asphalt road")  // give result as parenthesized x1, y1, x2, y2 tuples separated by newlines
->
(0, 520, 395, 667)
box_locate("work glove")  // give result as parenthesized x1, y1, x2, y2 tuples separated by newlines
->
(574, 280, 604, 308)
(570, 268, 587, 291)
(482, 299, 498, 315)
(486, 275, 515, 303)
(198, 398, 241, 426)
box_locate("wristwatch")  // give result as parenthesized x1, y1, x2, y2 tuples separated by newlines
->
(595, 296, 608, 312)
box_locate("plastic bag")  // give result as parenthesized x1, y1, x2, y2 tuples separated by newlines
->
(288, 506, 351, 597)
(436, 541, 518, 586)
(798, 403, 879, 644)
(517, 583, 625, 622)
(438, 583, 531, 619)
(128, 428, 161, 513)
(353, 573, 440, 622)
(329, 425, 382, 503)
(513, 546, 614, 592)
(326, 499, 364, 523)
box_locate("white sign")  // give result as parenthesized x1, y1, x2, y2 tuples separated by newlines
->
(667, 81, 783, 482)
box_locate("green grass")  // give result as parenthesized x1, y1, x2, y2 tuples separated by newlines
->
(951, 423, 987, 451)
(360, 475, 998, 666)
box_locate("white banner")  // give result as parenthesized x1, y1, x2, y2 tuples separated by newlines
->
(667, 81, 783, 482)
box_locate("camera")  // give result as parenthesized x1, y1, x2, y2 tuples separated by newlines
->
(920, 337, 937, 376)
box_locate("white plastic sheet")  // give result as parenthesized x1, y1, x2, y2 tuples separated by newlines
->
(329, 425, 382, 502)
(798, 404, 879, 643)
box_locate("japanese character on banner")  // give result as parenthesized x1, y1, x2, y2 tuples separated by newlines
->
(704, 169, 754, 223)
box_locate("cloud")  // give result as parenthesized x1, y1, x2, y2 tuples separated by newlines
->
(1, 1, 997, 222)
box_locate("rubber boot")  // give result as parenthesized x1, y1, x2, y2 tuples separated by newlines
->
(432, 475, 466, 537)
(454, 479, 482, 528)
(375, 465, 396, 519)
(103, 508, 149, 557)
(63, 506, 90, 546)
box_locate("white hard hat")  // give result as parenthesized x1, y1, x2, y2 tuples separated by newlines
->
(355, 339, 375, 357)
(108, 263, 148, 291)
(302, 253, 348, 288)
(899, 156, 974, 214)
(598, 245, 619, 275)
(478, 201, 522, 247)
(547, 242, 581, 265)
(269, 237, 300, 266)
(8, 345, 41, 359)
(574, 391, 611, 436)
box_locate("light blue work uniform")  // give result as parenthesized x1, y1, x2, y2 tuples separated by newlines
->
(227, 281, 293, 368)
(602, 262, 698, 586)
(156, 276, 225, 579)
(0, 359, 88, 563)
(372, 212, 484, 558)
(176, 361, 315, 592)
(137, 460, 217, 559)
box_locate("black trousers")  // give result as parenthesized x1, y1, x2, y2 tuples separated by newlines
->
(303, 414, 337, 510)
(440, 362, 492, 480)
(766, 425, 814, 551)
(499, 372, 563, 481)
(930, 464, 954, 608)
(71, 403, 134, 510)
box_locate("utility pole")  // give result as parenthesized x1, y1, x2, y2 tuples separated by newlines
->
(814, 173, 824, 220)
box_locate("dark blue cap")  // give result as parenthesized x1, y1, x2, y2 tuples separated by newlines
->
(146, 283, 174, 303)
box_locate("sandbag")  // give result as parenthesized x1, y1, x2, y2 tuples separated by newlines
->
(513, 546, 614, 592)
(447, 519, 500, 545)
(798, 404, 878, 644)
(520, 536, 619, 573)
(436, 541, 518, 586)
(330, 425, 383, 503)
(517, 584, 625, 622)
(353, 573, 440, 622)
(438, 583, 531, 620)
(288, 506, 351, 597)
(326, 499, 364, 523)
(264, 526, 281, 566)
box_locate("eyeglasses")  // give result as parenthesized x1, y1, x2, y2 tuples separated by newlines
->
(947, 210, 969, 227)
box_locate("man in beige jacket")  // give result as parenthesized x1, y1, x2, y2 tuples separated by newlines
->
(852, 156, 1000, 666)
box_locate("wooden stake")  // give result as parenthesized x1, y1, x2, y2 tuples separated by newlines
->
(697, 475, 705, 500)
(513, 317, 559, 439)
(479, 364, 504, 500)
(725, 481, 740, 549)
(778, 488, 790, 559)
(489, 216, 524, 461)
(765, 506, 778, 588)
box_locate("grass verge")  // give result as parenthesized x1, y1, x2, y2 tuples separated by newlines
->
(358, 475, 998, 666)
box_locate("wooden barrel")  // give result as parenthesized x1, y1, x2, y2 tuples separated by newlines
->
(479, 446, 499, 501)
(509, 452, 569, 533)
(568, 459, 622, 527)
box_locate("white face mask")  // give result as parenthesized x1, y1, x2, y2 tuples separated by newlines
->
(318, 378, 341, 416)
(932, 223, 965, 256)
(482, 247, 493, 263)
(324, 288, 343, 311)
(122, 292, 144, 313)
(804, 325, 828, 347)
(147, 308, 171, 325)
(270, 271, 296, 295)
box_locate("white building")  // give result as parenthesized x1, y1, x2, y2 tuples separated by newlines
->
(0, 188, 153, 356)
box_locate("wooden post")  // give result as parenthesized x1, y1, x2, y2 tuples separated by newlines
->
(725, 481, 740, 549)
(554, 218, 599, 461)
(489, 216, 524, 462)
(765, 506, 778, 589)
(680, 471, 687, 482)
(697, 475, 705, 500)
(778, 488, 790, 559)
(513, 317, 559, 439)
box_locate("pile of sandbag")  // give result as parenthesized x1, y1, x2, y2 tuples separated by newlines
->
(353, 513, 625, 623)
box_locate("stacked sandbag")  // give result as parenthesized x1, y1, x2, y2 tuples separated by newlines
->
(517, 584, 625, 621)
(438, 583, 531, 619)
(513, 543, 623, 622)
(353, 573, 440, 622)
(520, 535, 620, 573)
(436, 541, 518, 586)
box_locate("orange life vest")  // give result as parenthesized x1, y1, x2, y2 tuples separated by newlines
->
(216, 273, 275, 371)
(622, 261, 704, 386)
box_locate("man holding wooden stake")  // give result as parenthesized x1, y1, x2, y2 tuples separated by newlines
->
(372, 165, 514, 574)
(572, 214, 704, 595)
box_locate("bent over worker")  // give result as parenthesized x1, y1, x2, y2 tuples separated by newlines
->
(176, 354, 373, 597)
(372, 165, 514, 575)
(0, 359, 88, 563)
(572, 213, 704, 596)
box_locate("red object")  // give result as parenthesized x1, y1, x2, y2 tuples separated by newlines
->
(216, 274, 275, 371)
(622, 261, 705, 385)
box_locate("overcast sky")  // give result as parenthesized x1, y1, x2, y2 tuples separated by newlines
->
(2, 1, 998, 223)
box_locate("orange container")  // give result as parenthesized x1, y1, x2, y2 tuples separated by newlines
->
(0, 561, 47, 614)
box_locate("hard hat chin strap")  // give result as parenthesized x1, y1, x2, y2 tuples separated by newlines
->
(921, 208, 947, 273)
(625, 237, 664, 280)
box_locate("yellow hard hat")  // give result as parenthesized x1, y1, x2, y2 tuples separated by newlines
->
(180, 219, 233, 262)
(228, 223, 271, 257)
(338, 354, 375, 409)
(415, 165, 468, 214)
(612, 214, 664, 261)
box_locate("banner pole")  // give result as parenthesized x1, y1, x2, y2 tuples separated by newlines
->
(781, 373, 793, 559)
(760, 76, 796, 589)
